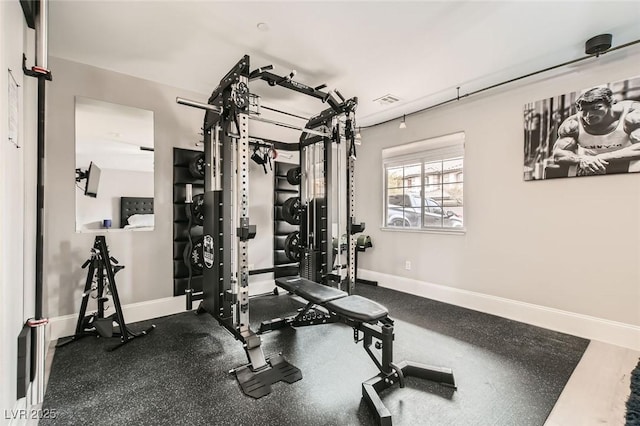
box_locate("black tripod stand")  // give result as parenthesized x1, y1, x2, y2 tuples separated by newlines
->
(56, 235, 155, 351)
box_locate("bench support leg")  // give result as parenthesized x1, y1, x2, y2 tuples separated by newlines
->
(358, 322, 456, 425)
(362, 361, 455, 425)
(363, 379, 392, 426)
(259, 302, 339, 334)
(258, 316, 291, 333)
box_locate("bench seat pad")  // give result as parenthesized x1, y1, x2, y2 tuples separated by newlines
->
(325, 295, 388, 323)
(275, 276, 347, 304)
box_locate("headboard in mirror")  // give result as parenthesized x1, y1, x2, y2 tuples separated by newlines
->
(120, 197, 154, 229)
(75, 97, 154, 232)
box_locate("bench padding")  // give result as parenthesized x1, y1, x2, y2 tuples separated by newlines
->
(275, 276, 388, 324)
(325, 295, 388, 323)
(275, 276, 347, 304)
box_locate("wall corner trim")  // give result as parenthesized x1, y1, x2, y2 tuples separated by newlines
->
(359, 269, 640, 351)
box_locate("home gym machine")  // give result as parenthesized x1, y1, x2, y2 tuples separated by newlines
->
(176, 54, 362, 396)
(176, 55, 455, 425)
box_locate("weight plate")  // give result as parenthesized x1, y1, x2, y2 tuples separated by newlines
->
(189, 193, 205, 226)
(188, 153, 205, 179)
(282, 197, 301, 225)
(286, 167, 301, 186)
(357, 234, 372, 249)
(284, 231, 301, 262)
(183, 236, 204, 273)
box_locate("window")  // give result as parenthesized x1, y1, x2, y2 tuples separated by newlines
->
(382, 132, 464, 231)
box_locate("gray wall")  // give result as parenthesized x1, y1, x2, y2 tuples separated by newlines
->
(356, 47, 640, 327)
(45, 57, 206, 317)
(248, 154, 299, 277)
(45, 47, 640, 332)
(45, 57, 300, 317)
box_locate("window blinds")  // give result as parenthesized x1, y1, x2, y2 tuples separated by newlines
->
(382, 132, 465, 165)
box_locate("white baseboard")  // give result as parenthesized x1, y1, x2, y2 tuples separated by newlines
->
(47, 280, 278, 344)
(249, 278, 278, 296)
(47, 295, 190, 343)
(48, 272, 638, 350)
(359, 269, 640, 351)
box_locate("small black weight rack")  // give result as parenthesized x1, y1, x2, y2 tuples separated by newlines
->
(56, 235, 155, 351)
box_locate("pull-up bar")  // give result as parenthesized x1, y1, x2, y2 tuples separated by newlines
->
(176, 97, 330, 138)
(250, 115, 330, 137)
(261, 105, 308, 121)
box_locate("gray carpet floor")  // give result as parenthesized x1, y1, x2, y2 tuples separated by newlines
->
(41, 284, 589, 425)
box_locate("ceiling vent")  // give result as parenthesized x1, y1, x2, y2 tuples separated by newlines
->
(373, 94, 401, 105)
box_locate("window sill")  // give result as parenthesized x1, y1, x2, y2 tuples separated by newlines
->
(380, 226, 466, 235)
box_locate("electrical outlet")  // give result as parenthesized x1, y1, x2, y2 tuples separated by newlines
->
(405, 260, 411, 270)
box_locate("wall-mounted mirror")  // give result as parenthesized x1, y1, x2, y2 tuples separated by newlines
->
(75, 97, 155, 232)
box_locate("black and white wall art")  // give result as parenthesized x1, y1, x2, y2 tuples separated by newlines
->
(524, 76, 640, 180)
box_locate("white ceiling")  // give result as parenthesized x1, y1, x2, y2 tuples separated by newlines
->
(49, 1, 640, 128)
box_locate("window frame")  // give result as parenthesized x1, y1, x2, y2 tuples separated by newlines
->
(381, 132, 465, 234)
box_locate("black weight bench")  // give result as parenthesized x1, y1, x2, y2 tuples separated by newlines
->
(262, 276, 456, 426)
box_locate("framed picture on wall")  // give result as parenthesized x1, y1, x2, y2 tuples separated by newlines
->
(523, 75, 640, 181)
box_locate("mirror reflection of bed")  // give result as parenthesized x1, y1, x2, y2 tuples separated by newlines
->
(75, 97, 154, 232)
(120, 197, 154, 230)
